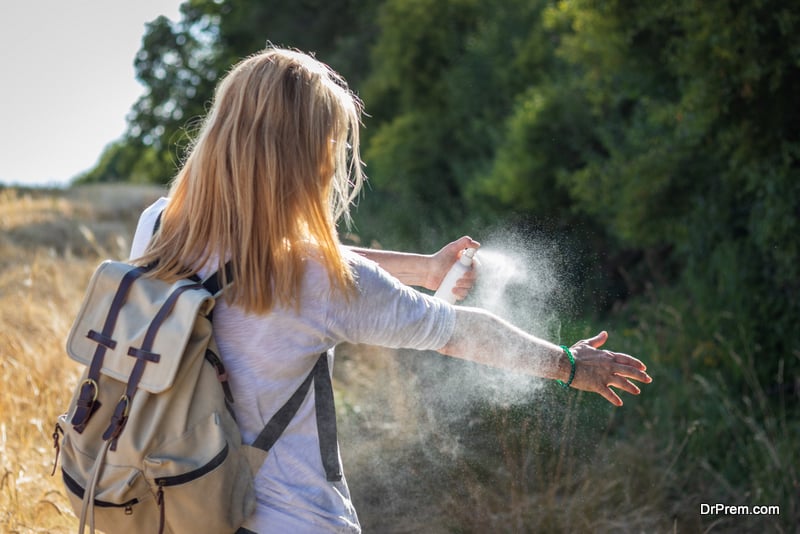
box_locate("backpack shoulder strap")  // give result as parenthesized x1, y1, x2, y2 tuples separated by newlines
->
(152, 210, 163, 236)
(250, 353, 341, 482)
(202, 262, 234, 296)
(312, 353, 341, 481)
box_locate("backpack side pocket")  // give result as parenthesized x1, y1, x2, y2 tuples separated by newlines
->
(144, 411, 255, 533)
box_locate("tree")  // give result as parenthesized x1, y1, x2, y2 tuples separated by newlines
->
(539, 0, 799, 381)
(358, 0, 557, 245)
(82, 0, 379, 185)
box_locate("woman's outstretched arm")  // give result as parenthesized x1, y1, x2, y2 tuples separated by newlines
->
(438, 306, 652, 406)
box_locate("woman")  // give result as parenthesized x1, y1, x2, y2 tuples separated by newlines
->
(130, 47, 651, 533)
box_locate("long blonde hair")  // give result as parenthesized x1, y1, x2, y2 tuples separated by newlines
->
(136, 47, 365, 313)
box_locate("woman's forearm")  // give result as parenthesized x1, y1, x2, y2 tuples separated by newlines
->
(347, 247, 431, 287)
(438, 307, 571, 381)
(438, 306, 652, 406)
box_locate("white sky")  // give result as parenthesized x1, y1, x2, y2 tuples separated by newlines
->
(0, 1, 184, 187)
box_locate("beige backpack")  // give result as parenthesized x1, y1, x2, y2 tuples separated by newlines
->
(52, 260, 340, 534)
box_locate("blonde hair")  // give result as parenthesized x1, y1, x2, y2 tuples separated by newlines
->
(136, 47, 365, 313)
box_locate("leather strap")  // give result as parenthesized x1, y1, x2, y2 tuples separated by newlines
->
(102, 282, 204, 446)
(73, 265, 148, 432)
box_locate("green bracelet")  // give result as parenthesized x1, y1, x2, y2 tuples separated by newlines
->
(556, 345, 575, 389)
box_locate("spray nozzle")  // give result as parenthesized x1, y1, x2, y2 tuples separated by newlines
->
(459, 248, 477, 265)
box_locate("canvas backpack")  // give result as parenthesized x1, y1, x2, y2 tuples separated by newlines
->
(51, 259, 342, 534)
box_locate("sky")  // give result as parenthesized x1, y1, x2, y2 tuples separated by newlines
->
(0, 1, 184, 187)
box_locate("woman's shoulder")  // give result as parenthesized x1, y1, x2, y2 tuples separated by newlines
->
(339, 246, 397, 286)
(296, 246, 402, 307)
(130, 197, 170, 259)
(144, 196, 170, 215)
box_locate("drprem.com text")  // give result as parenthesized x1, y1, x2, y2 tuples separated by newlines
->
(700, 504, 780, 516)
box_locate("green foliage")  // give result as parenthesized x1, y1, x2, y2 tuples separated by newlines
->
(475, 84, 588, 218)
(604, 293, 800, 529)
(358, 0, 559, 244)
(75, 140, 177, 184)
(526, 0, 800, 384)
(128, 12, 220, 153)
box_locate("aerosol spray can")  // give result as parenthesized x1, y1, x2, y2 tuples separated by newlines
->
(434, 248, 477, 304)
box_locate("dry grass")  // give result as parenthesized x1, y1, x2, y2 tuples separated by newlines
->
(0, 184, 164, 533)
(335, 348, 688, 533)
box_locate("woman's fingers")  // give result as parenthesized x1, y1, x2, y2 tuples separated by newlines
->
(600, 375, 644, 406)
(611, 363, 652, 384)
(583, 331, 608, 349)
(585, 372, 639, 406)
(609, 350, 648, 371)
(451, 284, 472, 300)
(430, 236, 481, 294)
(580, 333, 649, 373)
(447, 236, 480, 259)
(450, 244, 480, 300)
(457, 236, 481, 250)
(599, 387, 624, 407)
(608, 375, 641, 395)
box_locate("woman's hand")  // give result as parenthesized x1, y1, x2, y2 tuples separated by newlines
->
(567, 331, 652, 406)
(348, 236, 480, 293)
(425, 236, 481, 300)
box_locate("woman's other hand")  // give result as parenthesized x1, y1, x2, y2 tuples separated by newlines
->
(426, 236, 481, 300)
(568, 331, 652, 406)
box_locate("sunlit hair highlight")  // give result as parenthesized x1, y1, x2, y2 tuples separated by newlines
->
(135, 47, 365, 313)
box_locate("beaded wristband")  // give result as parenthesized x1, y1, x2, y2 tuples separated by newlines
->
(556, 345, 576, 389)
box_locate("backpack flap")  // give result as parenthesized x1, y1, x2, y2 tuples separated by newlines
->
(66, 260, 216, 393)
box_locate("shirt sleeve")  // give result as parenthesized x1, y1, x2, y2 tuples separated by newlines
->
(325, 250, 456, 351)
(129, 197, 169, 260)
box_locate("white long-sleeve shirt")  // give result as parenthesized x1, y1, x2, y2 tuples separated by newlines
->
(130, 198, 455, 533)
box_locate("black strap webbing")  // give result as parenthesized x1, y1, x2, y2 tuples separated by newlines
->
(313, 354, 342, 481)
(202, 262, 233, 296)
(153, 211, 163, 235)
(251, 353, 341, 481)
(251, 363, 316, 452)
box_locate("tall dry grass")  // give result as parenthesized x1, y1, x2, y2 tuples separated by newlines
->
(0, 184, 164, 533)
(335, 346, 686, 533)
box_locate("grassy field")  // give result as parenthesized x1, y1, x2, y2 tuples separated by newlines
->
(0, 184, 795, 533)
(0, 184, 165, 532)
